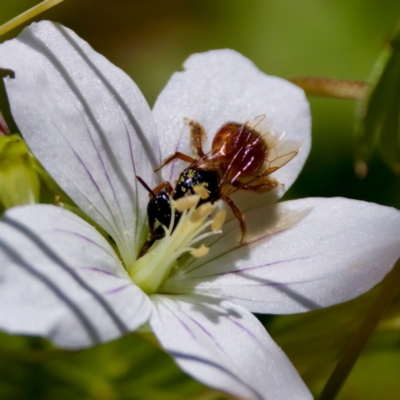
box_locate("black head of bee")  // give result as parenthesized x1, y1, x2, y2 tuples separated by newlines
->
(173, 167, 219, 204)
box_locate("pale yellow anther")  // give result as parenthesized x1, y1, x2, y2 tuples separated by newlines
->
(190, 202, 215, 223)
(190, 244, 210, 258)
(193, 185, 209, 200)
(172, 195, 200, 212)
(212, 209, 226, 231)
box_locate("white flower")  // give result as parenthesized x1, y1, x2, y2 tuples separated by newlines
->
(0, 21, 400, 400)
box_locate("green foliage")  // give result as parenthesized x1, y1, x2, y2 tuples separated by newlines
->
(0, 131, 76, 213)
(355, 20, 400, 175)
(1, 1, 400, 399)
(268, 282, 400, 399)
(0, 332, 230, 400)
(0, 133, 39, 210)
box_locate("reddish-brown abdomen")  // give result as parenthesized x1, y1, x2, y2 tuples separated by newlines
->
(211, 122, 267, 177)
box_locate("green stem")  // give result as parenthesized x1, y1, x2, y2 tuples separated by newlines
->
(290, 77, 369, 100)
(319, 258, 400, 400)
(0, 0, 64, 37)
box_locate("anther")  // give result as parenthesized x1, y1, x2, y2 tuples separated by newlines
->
(190, 244, 210, 258)
(193, 184, 210, 200)
(190, 202, 215, 223)
(212, 209, 226, 231)
(172, 195, 200, 212)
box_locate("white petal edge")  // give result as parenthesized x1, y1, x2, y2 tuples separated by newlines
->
(162, 197, 400, 314)
(153, 49, 311, 210)
(0, 21, 160, 266)
(0, 205, 151, 349)
(150, 295, 312, 400)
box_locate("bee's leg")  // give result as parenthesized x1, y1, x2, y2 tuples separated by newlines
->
(235, 178, 279, 193)
(188, 120, 207, 158)
(137, 236, 156, 258)
(152, 181, 174, 195)
(154, 152, 197, 172)
(225, 196, 247, 243)
(136, 175, 174, 198)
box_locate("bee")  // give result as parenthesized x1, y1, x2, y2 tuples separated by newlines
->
(137, 116, 298, 257)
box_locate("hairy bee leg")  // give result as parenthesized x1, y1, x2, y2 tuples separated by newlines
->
(152, 181, 174, 195)
(228, 166, 280, 194)
(154, 152, 197, 172)
(234, 179, 279, 193)
(225, 196, 247, 243)
(188, 120, 207, 158)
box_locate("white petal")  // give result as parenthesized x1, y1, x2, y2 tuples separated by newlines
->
(0, 205, 151, 349)
(153, 49, 311, 209)
(163, 198, 400, 314)
(150, 295, 311, 400)
(0, 21, 160, 266)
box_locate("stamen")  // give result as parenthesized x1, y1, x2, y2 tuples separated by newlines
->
(190, 244, 210, 258)
(212, 210, 226, 231)
(191, 203, 215, 223)
(128, 199, 224, 294)
(172, 195, 200, 211)
(193, 184, 210, 199)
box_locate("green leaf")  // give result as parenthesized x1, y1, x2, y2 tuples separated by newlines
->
(355, 21, 400, 176)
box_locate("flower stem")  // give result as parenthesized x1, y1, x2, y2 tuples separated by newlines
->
(0, 0, 64, 37)
(319, 258, 400, 400)
(290, 77, 369, 100)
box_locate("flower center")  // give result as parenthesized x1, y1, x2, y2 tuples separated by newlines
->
(128, 194, 226, 294)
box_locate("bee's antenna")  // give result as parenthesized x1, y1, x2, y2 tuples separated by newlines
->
(136, 175, 156, 198)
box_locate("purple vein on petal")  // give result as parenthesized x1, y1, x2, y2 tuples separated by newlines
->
(103, 284, 131, 295)
(81, 267, 119, 277)
(163, 302, 263, 399)
(230, 256, 312, 275)
(185, 256, 312, 280)
(182, 226, 293, 276)
(56, 23, 159, 172)
(47, 229, 116, 258)
(226, 316, 268, 353)
(164, 300, 198, 341)
(46, 120, 119, 236)
(120, 116, 140, 236)
(79, 112, 127, 233)
(19, 28, 140, 237)
(184, 311, 227, 354)
(65, 95, 126, 234)
(0, 237, 101, 344)
(167, 350, 263, 400)
(2, 215, 130, 334)
(67, 180, 121, 243)
(158, 298, 264, 398)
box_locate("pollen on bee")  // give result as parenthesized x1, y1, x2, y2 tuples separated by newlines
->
(193, 184, 209, 199)
(190, 243, 210, 258)
(172, 195, 200, 212)
(212, 209, 226, 231)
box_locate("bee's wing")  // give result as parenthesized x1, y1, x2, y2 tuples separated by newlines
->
(221, 132, 300, 197)
(244, 114, 266, 130)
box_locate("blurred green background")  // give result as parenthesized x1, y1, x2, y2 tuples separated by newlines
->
(1, 1, 400, 399)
